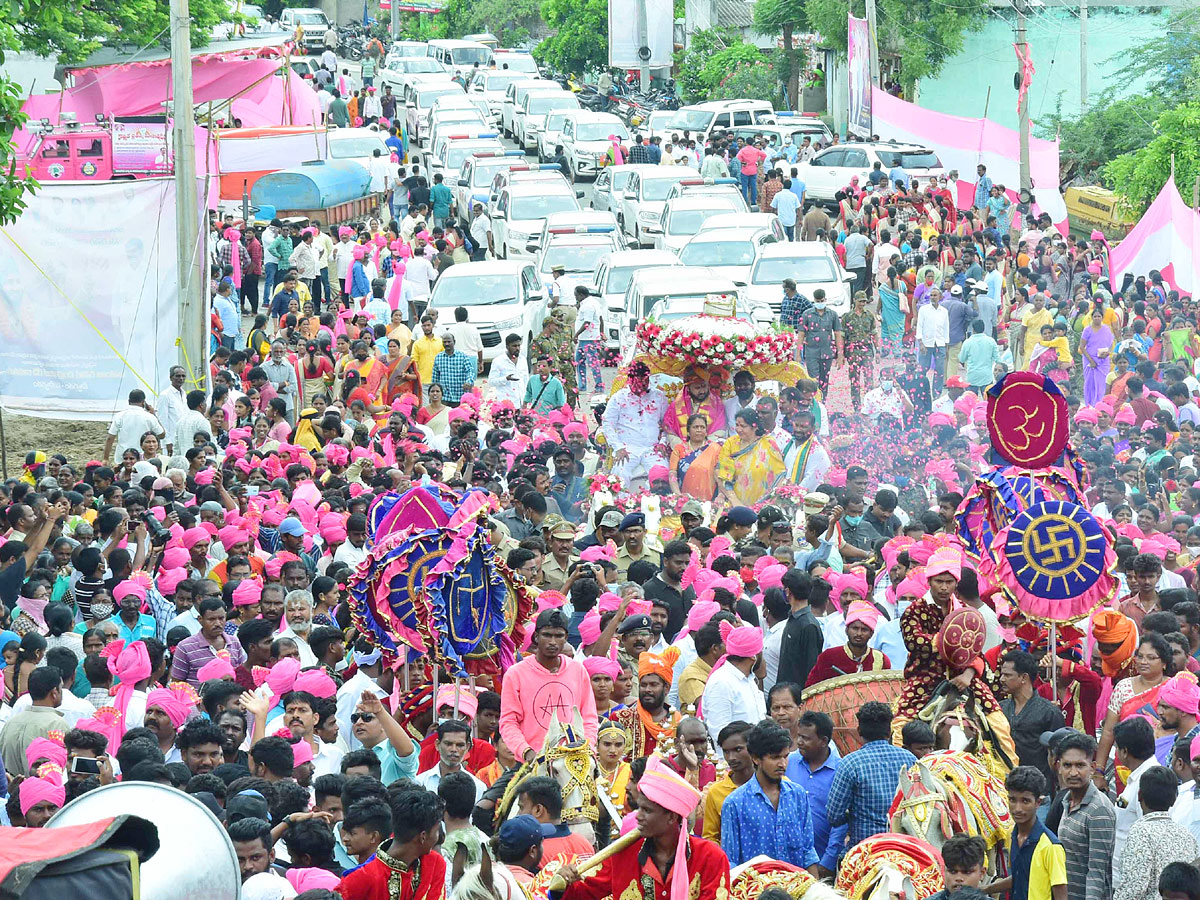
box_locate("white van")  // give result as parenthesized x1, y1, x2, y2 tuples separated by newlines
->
(667, 100, 776, 145)
(500, 79, 562, 139)
(426, 39, 493, 74)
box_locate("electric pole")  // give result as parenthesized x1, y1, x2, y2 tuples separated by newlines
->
(636, 0, 650, 91)
(1015, 0, 1032, 193)
(171, 0, 206, 390)
(865, 0, 880, 88)
(391, 0, 399, 38)
(1079, 0, 1088, 108)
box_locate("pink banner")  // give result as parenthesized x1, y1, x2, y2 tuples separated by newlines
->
(847, 16, 871, 138)
(869, 87, 1068, 233)
(1109, 178, 1200, 295)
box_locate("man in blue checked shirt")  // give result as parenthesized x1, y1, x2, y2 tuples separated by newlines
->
(826, 700, 917, 853)
(721, 719, 819, 872)
(430, 334, 477, 406)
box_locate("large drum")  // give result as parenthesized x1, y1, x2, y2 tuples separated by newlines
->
(802, 670, 905, 756)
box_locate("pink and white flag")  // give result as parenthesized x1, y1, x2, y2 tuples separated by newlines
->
(869, 87, 1068, 234)
(1109, 178, 1200, 294)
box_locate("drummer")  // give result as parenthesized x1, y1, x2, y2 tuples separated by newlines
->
(805, 598, 891, 687)
(890, 547, 1013, 758)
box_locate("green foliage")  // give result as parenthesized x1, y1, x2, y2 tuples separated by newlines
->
(674, 29, 763, 104)
(1101, 103, 1200, 215)
(714, 58, 782, 105)
(0, 61, 37, 226)
(1106, 10, 1200, 110)
(1036, 93, 1163, 184)
(437, 0, 541, 47)
(805, 0, 986, 95)
(753, 0, 803, 107)
(536, 0, 607, 73)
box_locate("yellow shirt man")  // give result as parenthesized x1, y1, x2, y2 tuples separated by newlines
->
(411, 333, 443, 385)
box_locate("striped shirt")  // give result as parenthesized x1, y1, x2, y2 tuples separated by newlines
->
(168, 630, 246, 687)
(1058, 783, 1116, 900)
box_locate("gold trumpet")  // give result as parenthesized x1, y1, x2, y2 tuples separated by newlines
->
(546, 829, 642, 892)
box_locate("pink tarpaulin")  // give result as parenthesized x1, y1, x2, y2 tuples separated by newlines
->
(869, 87, 1068, 233)
(1109, 178, 1200, 294)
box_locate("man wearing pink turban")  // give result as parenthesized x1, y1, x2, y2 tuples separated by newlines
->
(805, 599, 890, 686)
(553, 754, 730, 900)
(19, 766, 65, 827)
(700, 622, 766, 745)
(1158, 673, 1200, 756)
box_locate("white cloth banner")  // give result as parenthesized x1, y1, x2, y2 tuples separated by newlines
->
(0, 178, 181, 420)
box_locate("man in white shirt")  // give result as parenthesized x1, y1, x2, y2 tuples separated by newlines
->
(405, 251, 437, 303)
(261, 341, 300, 423)
(701, 622, 766, 749)
(488, 333, 529, 406)
(414, 720, 485, 802)
(367, 148, 392, 196)
(468, 203, 490, 261)
(173, 389, 213, 455)
(333, 228, 358, 289)
(335, 643, 388, 751)
(600, 361, 668, 485)
(915, 292, 951, 394)
(1112, 718, 1159, 889)
(105, 389, 166, 463)
(154, 366, 188, 454)
(334, 514, 370, 569)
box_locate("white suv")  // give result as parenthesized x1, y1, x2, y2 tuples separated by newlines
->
(796, 141, 945, 203)
(561, 112, 629, 183)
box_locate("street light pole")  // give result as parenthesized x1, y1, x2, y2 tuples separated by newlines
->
(1015, 0, 1032, 193)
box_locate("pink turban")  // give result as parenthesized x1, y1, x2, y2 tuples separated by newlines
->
(286, 869, 341, 893)
(161, 546, 190, 570)
(563, 423, 587, 440)
(324, 444, 350, 466)
(676, 600, 720, 639)
(219, 525, 250, 550)
(193, 468, 217, 487)
(25, 736, 67, 771)
(291, 738, 314, 766)
(293, 668, 337, 699)
(266, 657, 301, 698)
(826, 572, 868, 608)
(928, 412, 955, 428)
(182, 526, 210, 550)
(157, 568, 186, 596)
(580, 544, 616, 564)
(338, 226, 354, 238)
(758, 564, 787, 591)
(112, 579, 148, 604)
(582, 656, 622, 680)
(637, 756, 703, 900)
(1074, 407, 1099, 425)
(197, 655, 237, 682)
(536, 590, 567, 611)
(319, 515, 348, 545)
(146, 682, 199, 728)
(20, 768, 65, 817)
(233, 577, 264, 607)
(579, 610, 602, 645)
(896, 575, 927, 600)
(435, 684, 479, 719)
(626, 599, 653, 617)
(597, 591, 622, 613)
(1160, 674, 1200, 716)
(102, 639, 151, 750)
(648, 465, 670, 481)
(719, 620, 764, 658)
(1114, 406, 1136, 425)
(926, 547, 963, 581)
(845, 599, 881, 631)
(1192, 733, 1200, 763)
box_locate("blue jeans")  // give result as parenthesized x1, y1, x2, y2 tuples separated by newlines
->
(783, 225, 794, 240)
(263, 261, 278, 300)
(741, 171, 757, 205)
(920, 345, 947, 394)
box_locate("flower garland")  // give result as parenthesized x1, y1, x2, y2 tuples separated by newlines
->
(635, 315, 796, 370)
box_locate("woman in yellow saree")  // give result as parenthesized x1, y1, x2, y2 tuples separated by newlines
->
(716, 408, 784, 507)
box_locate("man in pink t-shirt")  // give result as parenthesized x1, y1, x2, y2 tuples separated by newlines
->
(735, 139, 767, 207)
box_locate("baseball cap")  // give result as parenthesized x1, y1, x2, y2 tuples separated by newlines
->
(278, 518, 305, 537)
(498, 814, 543, 851)
(681, 500, 704, 519)
(226, 790, 272, 824)
(1039, 726, 1077, 750)
(599, 510, 623, 529)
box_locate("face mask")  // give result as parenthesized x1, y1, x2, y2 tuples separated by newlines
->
(844, 515, 864, 526)
(880, 380, 894, 392)
(814, 301, 827, 310)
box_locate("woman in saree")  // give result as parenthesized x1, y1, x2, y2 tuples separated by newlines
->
(1080, 308, 1114, 406)
(715, 408, 784, 507)
(300, 340, 334, 408)
(668, 413, 721, 500)
(381, 337, 421, 407)
(878, 265, 907, 352)
(341, 370, 388, 421)
(1096, 631, 1173, 790)
(415, 383, 451, 438)
(1027, 323, 1072, 385)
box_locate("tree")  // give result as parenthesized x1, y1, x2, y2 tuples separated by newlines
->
(536, 0, 607, 74)
(753, 0, 804, 109)
(1036, 93, 1163, 185)
(1102, 102, 1200, 215)
(674, 29, 763, 104)
(805, 0, 986, 96)
(437, 0, 542, 47)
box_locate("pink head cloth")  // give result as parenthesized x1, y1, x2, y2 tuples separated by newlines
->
(146, 682, 199, 728)
(926, 547, 963, 581)
(182, 526, 210, 550)
(157, 567, 187, 596)
(293, 668, 337, 699)
(1160, 673, 1200, 715)
(580, 543, 616, 563)
(582, 656, 622, 680)
(434, 684, 479, 720)
(19, 767, 65, 817)
(219, 525, 250, 550)
(718, 620, 764, 657)
(676, 600, 721, 639)
(826, 571, 869, 608)
(225, 228, 243, 288)
(648, 465, 670, 481)
(758, 564, 787, 591)
(1074, 407, 1099, 425)
(101, 639, 151, 751)
(896, 573, 928, 600)
(290, 738, 314, 766)
(579, 610, 603, 645)
(637, 756, 702, 900)
(1114, 406, 1136, 425)
(25, 736, 67, 771)
(536, 590, 567, 612)
(266, 658, 302, 697)
(928, 412, 955, 428)
(1191, 732, 1200, 763)
(286, 868, 341, 893)
(845, 599, 882, 631)
(112, 578, 148, 604)
(563, 422, 587, 440)
(197, 655, 237, 682)
(233, 577, 264, 607)
(597, 592, 622, 613)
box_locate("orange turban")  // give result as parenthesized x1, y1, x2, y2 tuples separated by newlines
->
(1092, 610, 1137, 677)
(638, 647, 681, 686)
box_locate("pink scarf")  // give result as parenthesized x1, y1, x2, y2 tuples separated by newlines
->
(225, 228, 243, 288)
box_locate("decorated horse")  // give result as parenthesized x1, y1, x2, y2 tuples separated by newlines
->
(834, 835, 945, 900)
(888, 749, 1013, 878)
(495, 710, 622, 845)
(917, 682, 1016, 783)
(730, 858, 850, 900)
